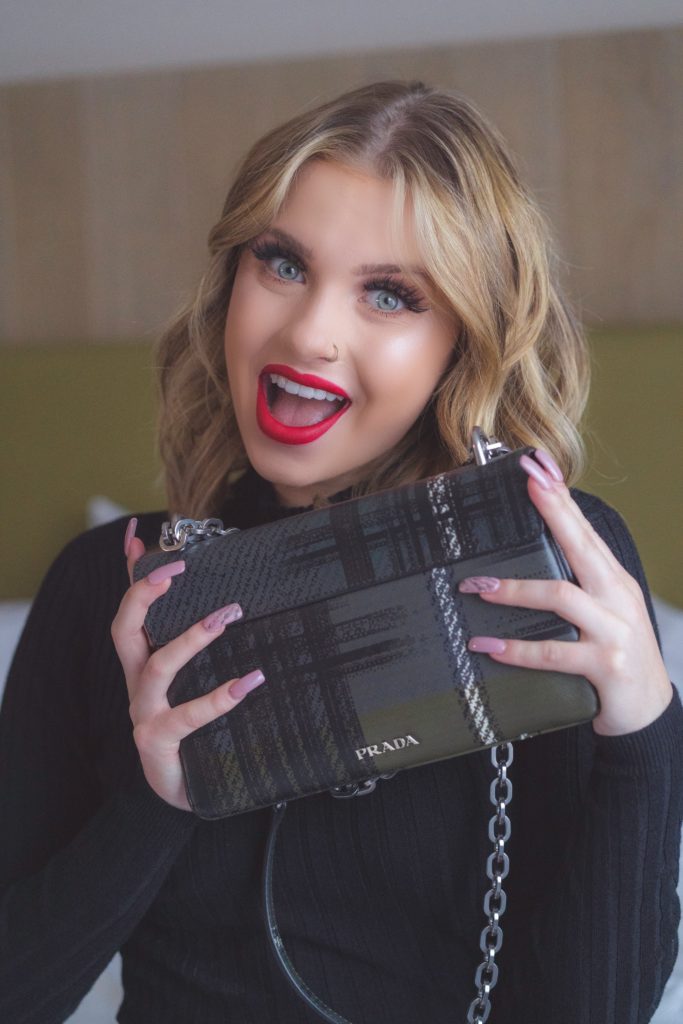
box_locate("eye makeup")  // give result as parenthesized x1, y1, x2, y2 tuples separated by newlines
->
(248, 236, 429, 315)
(250, 238, 302, 272)
(362, 276, 428, 315)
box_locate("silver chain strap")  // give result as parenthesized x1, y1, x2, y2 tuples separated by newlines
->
(467, 742, 514, 1024)
(159, 516, 239, 552)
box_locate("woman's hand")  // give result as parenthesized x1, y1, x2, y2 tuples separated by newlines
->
(111, 519, 265, 810)
(459, 452, 673, 737)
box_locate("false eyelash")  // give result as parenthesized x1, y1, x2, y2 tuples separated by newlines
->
(249, 238, 429, 314)
(363, 276, 429, 314)
(249, 239, 305, 270)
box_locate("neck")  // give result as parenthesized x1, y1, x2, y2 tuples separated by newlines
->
(272, 483, 334, 509)
(272, 472, 359, 510)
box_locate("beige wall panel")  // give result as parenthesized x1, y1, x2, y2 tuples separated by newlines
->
(119, 50, 543, 334)
(82, 57, 449, 339)
(1, 28, 680, 345)
(174, 42, 565, 271)
(81, 74, 196, 339)
(175, 51, 448, 246)
(420, 39, 568, 260)
(4, 81, 88, 343)
(311, 41, 569, 290)
(173, 63, 345, 278)
(559, 28, 683, 324)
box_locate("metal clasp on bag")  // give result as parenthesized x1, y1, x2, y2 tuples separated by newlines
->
(469, 426, 510, 467)
(159, 516, 239, 552)
(330, 772, 398, 799)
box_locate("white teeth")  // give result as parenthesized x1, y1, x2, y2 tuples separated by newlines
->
(268, 373, 344, 403)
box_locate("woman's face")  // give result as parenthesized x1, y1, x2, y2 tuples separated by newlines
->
(224, 160, 457, 506)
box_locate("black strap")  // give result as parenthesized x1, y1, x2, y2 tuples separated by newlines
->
(263, 748, 512, 1024)
(263, 801, 353, 1024)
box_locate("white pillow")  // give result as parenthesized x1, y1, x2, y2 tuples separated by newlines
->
(653, 595, 683, 690)
(86, 495, 130, 529)
(0, 601, 31, 702)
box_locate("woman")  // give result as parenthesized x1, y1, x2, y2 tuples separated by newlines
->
(1, 81, 680, 1024)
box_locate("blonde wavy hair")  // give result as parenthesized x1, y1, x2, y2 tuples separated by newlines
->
(156, 80, 588, 516)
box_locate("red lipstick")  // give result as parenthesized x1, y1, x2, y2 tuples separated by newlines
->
(257, 363, 351, 446)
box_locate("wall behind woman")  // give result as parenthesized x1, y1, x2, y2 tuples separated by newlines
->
(0, 26, 681, 343)
(0, 26, 681, 606)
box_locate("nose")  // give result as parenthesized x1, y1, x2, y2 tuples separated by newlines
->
(280, 286, 344, 364)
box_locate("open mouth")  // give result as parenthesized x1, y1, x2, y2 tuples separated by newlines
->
(256, 364, 351, 445)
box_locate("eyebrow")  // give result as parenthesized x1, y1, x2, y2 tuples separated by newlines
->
(260, 227, 429, 281)
(262, 228, 313, 262)
(355, 262, 428, 279)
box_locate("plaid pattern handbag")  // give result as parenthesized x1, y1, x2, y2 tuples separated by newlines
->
(134, 431, 598, 1023)
(134, 431, 597, 821)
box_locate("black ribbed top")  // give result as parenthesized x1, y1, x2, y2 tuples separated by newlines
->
(1, 478, 681, 1024)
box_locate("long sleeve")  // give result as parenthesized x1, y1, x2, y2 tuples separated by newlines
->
(1, 493, 680, 1024)
(499, 496, 683, 1023)
(0, 524, 198, 1024)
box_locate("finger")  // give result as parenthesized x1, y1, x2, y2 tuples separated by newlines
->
(461, 576, 609, 636)
(123, 517, 138, 559)
(123, 517, 148, 585)
(126, 537, 147, 584)
(111, 560, 186, 682)
(132, 602, 243, 712)
(140, 602, 243, 695)
(522, 454, 620, 565)
(468, 634, 593, 677)
(160, 669, 266, 746)
(549, 484, 623, 571)
(522, 468, 621, 594)
(534, 476, 645, 606)
(140, 672, 266, 756)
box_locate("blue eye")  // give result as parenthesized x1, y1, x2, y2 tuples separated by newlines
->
(250, 240, 305, 283)
(275, 258, 303, 282)
(364, 277, 428, 315)
(368, 289, 403, 313)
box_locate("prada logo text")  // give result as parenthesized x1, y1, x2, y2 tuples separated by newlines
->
(355, 735, 420, 760)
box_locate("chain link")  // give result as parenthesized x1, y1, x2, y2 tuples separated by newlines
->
(159, 517, 239, 552)
(466, 742, 513, 1024)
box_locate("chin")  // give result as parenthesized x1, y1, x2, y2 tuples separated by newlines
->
(244, 443, 323, 490)
(254, 449, 365, 507)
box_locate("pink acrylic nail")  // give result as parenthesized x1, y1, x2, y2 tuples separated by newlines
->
(468, 637, 507, 654)
(202, 604, 243, 632)
(124, 517, 138, 557)
(519, 454, 551, 491)
(533, 449, 564, 483)
(145, 560, 186, 585)
(459, 576, 500, 594)
(230, 669, 266, 700)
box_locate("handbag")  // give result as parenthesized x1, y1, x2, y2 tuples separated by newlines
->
(135, 428, 597, 819)
(134, 429, 598, 1023)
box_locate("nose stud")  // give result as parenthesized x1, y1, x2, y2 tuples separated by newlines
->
(325, 344, 339, 363)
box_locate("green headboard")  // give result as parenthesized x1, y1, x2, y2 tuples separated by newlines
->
(579, 326, 682, 606)
(2, 327, 681, 605)
(2, 344, 163, 599)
